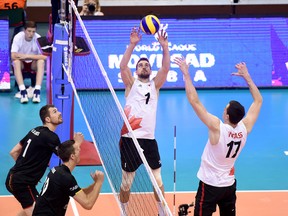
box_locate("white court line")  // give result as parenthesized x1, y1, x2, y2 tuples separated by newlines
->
(165, 190, 288, 193)
(70, 197, 80, 216)
(2, 191, 288, 203)
(1, 190, 288, 198)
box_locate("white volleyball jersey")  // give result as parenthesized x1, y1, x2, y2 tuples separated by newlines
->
(122, 79, 158, 139)
(11, 31, 41, 63)
(197, 120, 247, 187)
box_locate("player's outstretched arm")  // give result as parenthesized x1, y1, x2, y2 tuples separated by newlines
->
(232, 62, 263, 133)
(174, 56, 219, 131)
(120, 27, 142, 89)
(154, 29, 170, 89)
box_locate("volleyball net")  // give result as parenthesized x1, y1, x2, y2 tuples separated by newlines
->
(54, 0, 172, 215)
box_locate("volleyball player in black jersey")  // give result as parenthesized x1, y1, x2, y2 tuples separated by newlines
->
(33, 136, 104, 216)
(5, 104, 63, 216)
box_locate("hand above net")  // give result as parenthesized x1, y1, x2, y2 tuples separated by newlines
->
(154, 23, 168, 41)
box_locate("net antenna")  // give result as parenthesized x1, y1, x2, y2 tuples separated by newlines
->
(68, 0, 172, 215)
(60, 0, 66, 22)
(67, 0, 73, 82)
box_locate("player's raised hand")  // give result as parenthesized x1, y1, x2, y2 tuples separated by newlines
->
(155, 24, 168, 40)
(130, 27, 142, 45)
(155, 24, 168, 47)
(232, 62, 250, 80)
(91, 170, 104, 183)
(173, 56, 190, 76)
(74, 132, 84, 145)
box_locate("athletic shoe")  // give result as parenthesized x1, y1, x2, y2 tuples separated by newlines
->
(20, 90, 29, 103)
(32, 89, 41, 103)
(27, 86, 35, 98)
(15, 86, 34, 99)
(14, 91, 21, 99)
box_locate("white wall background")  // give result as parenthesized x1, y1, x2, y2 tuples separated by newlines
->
(27, 0, 288, 7)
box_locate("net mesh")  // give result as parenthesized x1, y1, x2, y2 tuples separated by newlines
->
(66, 1, 172, 215)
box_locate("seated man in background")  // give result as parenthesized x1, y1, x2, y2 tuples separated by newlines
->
(80, 0, 104, 16)
(11, 20, 46, 103)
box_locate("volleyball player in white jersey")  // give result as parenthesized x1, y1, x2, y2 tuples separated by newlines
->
(119, 27, 170, 216)
(174, 57, 262, 216)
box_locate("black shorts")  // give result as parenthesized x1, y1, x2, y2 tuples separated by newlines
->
(5, 171, 38, 209)
(119, 137, 161, 172)
(194, 180, 237, 216)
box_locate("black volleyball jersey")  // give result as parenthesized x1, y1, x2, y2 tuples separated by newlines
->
(10, 126, 61, 185)
(33, 165, 81, 216)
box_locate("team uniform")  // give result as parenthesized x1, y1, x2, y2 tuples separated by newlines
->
(194, 120, 247, 216)
(33, 165, 81, 216)
(5, 126, 61, 209)
(120, 79, 161, 172)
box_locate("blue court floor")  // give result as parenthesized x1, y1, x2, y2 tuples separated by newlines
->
(0, 78, 288, 195)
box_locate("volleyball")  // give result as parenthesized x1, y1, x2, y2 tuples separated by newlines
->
(140, 15, 161, 35)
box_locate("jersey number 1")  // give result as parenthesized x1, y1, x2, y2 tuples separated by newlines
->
(145, 92, 150, 104)
(22, 139, 32, 157)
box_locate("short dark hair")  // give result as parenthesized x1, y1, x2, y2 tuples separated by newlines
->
(227, 100, 245, 124)
(136, 57, 150, 70)
(24, 21, 37, 29)
(58, 140, 75, 162)
(39, 104, 55, 124)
